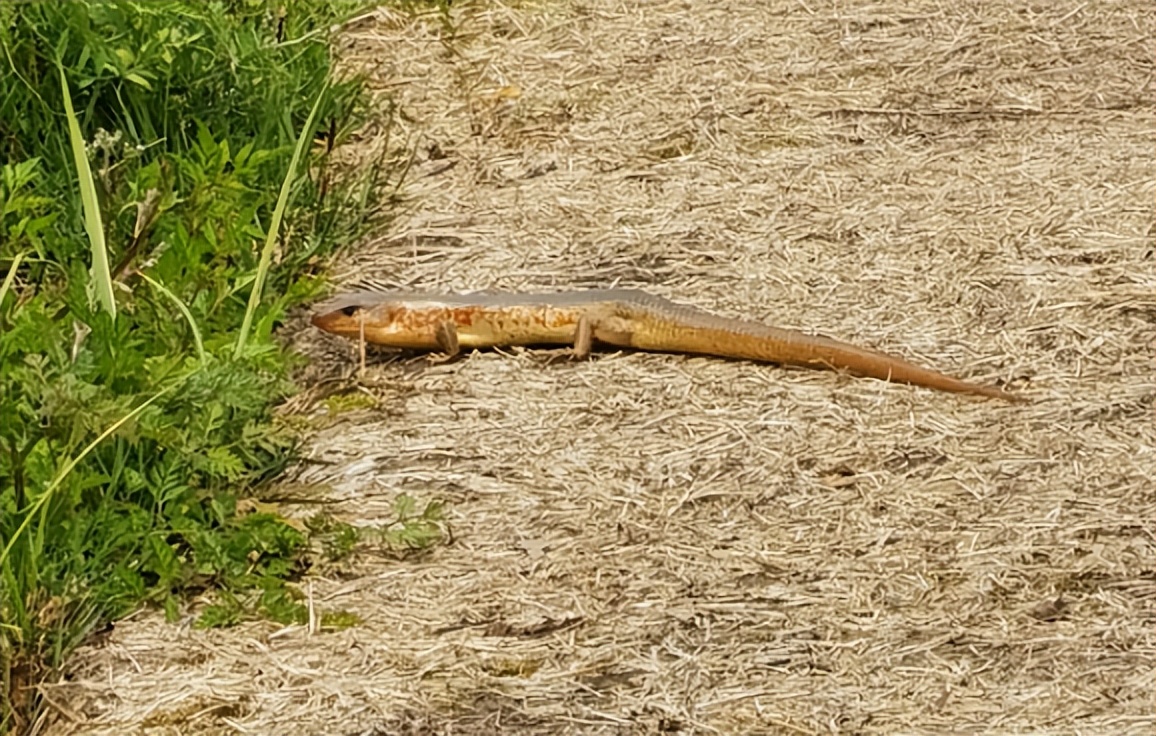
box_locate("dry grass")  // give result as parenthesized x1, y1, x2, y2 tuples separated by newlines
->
(43, 0, 1153, 734)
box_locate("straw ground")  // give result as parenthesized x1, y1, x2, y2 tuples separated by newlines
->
(43, 1, 1153, 734)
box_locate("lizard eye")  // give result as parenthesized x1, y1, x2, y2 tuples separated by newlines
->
(340, 305, 360, 317)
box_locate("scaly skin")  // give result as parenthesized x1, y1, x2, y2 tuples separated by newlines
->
(311, 288, 1022, 401)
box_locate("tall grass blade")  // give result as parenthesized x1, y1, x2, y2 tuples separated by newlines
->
(59, 66, 116, 320)
(234, 85, 327, 358)
(136, 271, 206, 362)
(0, 251, 24, 307)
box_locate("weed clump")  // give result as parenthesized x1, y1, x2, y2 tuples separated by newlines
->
(0, 1, 387, 729)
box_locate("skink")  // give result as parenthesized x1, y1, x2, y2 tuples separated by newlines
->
(311, 288, 1022, 401)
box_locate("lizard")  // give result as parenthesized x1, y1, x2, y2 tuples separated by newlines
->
(310, 288, 1023, 401)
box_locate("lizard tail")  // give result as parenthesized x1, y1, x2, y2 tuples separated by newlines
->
(633, 313, 1022, 402)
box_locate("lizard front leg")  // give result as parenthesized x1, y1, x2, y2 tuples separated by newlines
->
(572, 315, 593, 360)
(358, 310, 368, 375)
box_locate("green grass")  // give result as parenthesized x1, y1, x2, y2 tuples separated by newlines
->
(58, 65, 116, 320)
(0, 1, 409, 730)
(234, 83, 327, 359)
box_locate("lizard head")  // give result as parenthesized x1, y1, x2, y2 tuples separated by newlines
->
(310, 292, 391, 339)
(311, 291, 449, 349)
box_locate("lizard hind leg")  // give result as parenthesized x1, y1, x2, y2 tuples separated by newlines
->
(428, 320, 462, 364)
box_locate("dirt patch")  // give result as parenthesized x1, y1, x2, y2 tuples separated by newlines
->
(45, 1, 1153, 734)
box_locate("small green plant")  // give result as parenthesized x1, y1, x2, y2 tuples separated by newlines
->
(323, 391, 379, 416)
(379, 494, 446, 552)
(320, 610, 364, 631)
(307, 514, 363, 562)
(308, 494, 447, 562)
(190, 509, 310, 628)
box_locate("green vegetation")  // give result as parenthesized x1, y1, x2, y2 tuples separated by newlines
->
(323, 390, 379, 416)
(308, 494, 447, 563)
(0, 1, 405, 729)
